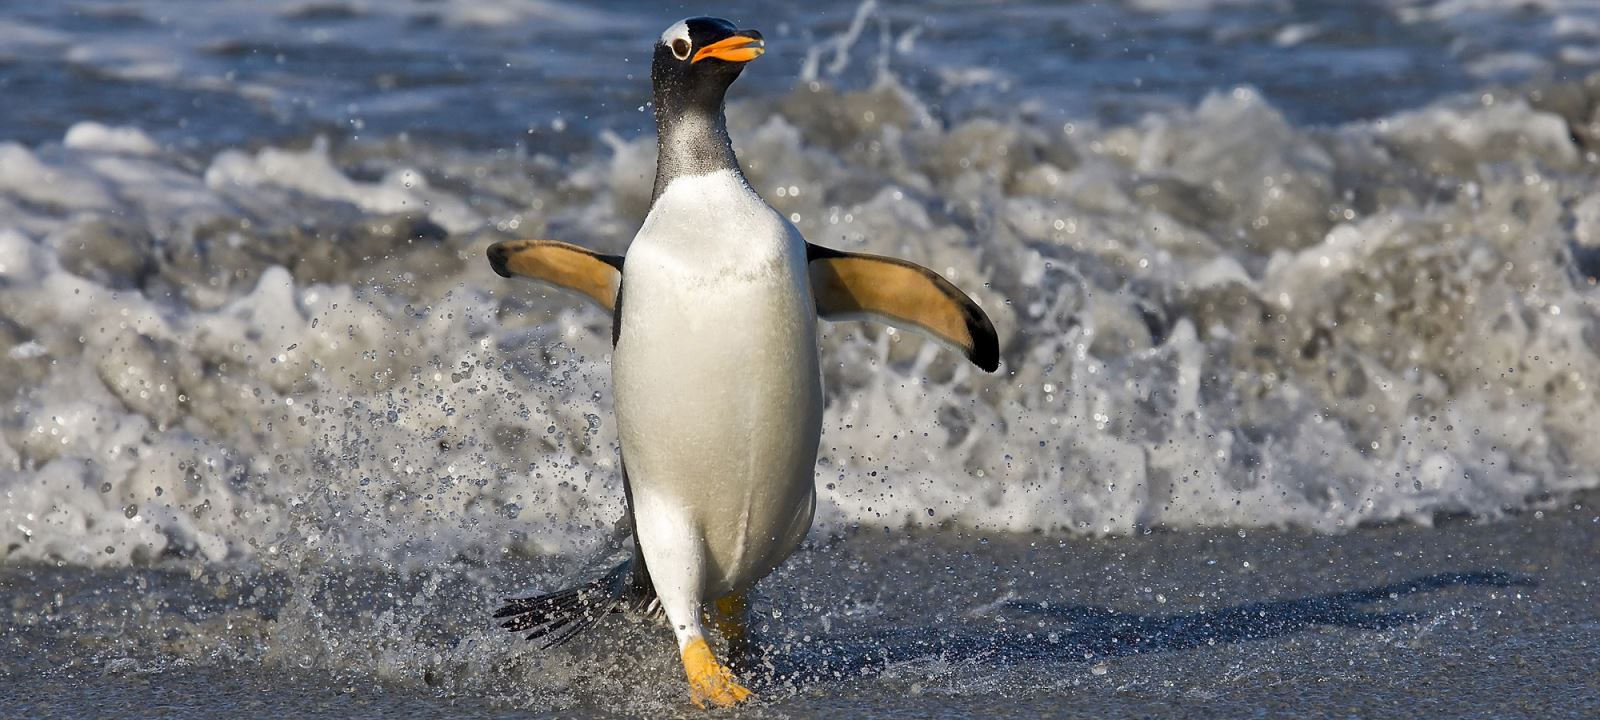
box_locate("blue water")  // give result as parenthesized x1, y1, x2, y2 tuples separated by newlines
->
(1, 0, 1595, 150)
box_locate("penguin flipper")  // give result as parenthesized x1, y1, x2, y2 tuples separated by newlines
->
(487, 239, 624, 311)
(807, 243, 1000, 372)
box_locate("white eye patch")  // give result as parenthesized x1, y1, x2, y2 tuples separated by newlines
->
(660, 19, 691, 49)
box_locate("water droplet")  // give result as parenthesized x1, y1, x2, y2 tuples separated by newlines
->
(100, 482, 112, 494)
(124, 504, 139, 519)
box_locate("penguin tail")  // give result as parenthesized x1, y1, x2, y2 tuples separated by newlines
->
(493, 558, 655, 648)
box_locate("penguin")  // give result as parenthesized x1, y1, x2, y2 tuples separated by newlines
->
(486, 16, 999, 708)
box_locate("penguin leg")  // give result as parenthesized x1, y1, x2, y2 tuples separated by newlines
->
(633, 499, 752, 708)
(716, 592, 752, 662)
(711, 591, 755, 673)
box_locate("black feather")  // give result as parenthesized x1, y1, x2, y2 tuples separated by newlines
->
(493, 558, 653, 649)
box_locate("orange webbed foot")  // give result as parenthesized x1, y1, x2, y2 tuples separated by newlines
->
(681, 636, 753, 708)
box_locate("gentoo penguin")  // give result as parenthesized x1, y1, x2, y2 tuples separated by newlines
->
(486, 16, 999, 708)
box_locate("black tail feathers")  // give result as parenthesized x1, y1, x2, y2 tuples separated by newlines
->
(493, 559, 655, 648)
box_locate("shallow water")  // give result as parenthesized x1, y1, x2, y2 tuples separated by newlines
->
(4, 494, 1596, 717)
(3, 0, 1600, 715)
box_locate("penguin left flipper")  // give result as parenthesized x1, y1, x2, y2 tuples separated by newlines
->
(807, 243, 1000, 372)
(487, 239, 624, 311)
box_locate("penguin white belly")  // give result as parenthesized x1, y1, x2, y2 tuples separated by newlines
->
(613, 171, 822, 598)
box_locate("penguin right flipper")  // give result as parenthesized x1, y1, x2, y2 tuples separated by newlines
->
(487, 239, 624, 311)
(807, 243, 1000, 372)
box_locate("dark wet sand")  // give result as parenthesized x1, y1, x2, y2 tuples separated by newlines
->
(3, 492, 1596, 719)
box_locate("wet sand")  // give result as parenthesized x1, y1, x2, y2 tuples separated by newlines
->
(2, 492, 1595, 718)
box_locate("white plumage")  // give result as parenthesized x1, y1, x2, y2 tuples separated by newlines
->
(613, 169, 822, 637)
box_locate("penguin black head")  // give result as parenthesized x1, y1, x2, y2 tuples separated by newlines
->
(651, 17, 764, 127)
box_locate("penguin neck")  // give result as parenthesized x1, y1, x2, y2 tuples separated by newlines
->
(651, 104, 744, 204)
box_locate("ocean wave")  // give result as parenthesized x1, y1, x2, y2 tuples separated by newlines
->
(3, 63, 1599, 567)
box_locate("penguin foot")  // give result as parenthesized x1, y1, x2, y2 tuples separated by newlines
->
(681, 637, 753, 708)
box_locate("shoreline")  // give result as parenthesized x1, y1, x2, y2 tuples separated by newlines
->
(4, 491, 1594, 718)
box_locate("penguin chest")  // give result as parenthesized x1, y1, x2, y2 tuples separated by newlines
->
(612, 175, 823, 590)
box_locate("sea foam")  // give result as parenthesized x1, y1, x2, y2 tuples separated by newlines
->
(3, 66, 1599, 568)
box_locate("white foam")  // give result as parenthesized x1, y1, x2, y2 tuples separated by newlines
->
(1377, 96, 1579, 167)
(0, 60, 1597, 569)
(0, 143, 115, 211)
(205, 138, 480, 233)
(63, 122, 161, 156)
(0, 229, 35, 278)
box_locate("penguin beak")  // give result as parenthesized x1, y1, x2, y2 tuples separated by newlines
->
(692, 31, 764, 64)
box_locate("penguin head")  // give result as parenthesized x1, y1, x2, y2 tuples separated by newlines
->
(651, 17, 764, 124)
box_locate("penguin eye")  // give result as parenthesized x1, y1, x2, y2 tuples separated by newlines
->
(670, 38, 691, 60)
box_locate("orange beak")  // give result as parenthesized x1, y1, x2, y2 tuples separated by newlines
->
(692, 33, 765, 64)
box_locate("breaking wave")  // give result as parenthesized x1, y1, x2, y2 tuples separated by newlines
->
(3, 61, 1600, 570)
